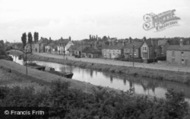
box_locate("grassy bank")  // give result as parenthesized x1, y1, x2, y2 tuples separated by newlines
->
(0, 66, 48, 92)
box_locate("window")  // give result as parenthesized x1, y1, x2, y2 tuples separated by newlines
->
(143, 47, 147, 52)
(181, 51, 184, 57)
(182, 59, 185, 64)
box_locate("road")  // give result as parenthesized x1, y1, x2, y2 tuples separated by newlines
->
(34, 52, 190, 73)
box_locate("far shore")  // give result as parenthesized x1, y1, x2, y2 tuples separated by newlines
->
(8, 50, 190, 84)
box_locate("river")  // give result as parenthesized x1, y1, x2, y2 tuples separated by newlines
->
(11, 55, 190, 102)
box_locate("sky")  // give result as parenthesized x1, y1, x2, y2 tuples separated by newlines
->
(0, 0, 190, 42)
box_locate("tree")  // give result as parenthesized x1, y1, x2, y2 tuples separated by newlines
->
(34, 32, 39, 43)
(21, 33, 27, 49)
(164, 89, 188, 119)
(102, 36, 108, 41)
(28, 32, 33, 53)
(0, 40, 5, 55)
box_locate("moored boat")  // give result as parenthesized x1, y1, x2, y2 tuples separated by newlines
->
(45, 67, 73, 79)
(24, 62, 45, 71)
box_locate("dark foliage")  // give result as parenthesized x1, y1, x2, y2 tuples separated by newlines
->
(0, 81, 189, 119)
(28, 32, 33, 53)
(21, 33, 27, 49)
(34, 32, 39, 43)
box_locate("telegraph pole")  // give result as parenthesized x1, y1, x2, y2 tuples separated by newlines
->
(23, 49, 28, 75)
(26, 51, 28, 75)
(132, 44, 134, 67)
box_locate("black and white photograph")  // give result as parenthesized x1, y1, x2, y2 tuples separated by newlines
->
(0, 0, 190, 118)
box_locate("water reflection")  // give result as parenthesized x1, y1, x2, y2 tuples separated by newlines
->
(10, 55, 190, 102)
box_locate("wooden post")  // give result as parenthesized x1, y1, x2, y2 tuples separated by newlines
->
(25, 51, 28, 75)
(133, 44, 134, 67)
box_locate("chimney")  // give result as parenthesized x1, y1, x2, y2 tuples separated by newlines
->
(69, 36, 71, 41)
(180, 39, 183, 47)
(129, 37, 132, 44)
(143, 37, 146, 42)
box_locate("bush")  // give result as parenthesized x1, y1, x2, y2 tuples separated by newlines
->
(0, 82, 189, 119)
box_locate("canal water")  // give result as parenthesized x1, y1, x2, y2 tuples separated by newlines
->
(11, 55, 190, 102)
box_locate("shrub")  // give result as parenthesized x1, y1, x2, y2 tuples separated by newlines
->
(0, 81, 189, 119)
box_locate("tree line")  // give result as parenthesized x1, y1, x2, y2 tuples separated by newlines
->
(21, 32, 39, 51)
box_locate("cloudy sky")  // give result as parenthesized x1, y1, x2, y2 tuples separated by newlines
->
(0, 0, 190, 42)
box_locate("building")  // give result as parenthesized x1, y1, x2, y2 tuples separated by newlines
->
(167, 39, 190, 65)
(156, 39, 168, 59)
(123, 41, 143, 59)
(56, 39, 73, 55)
(65, 40, 74, 55)
(68, 45, 87, 57)
(24, 44, 32, 53)
(102, 45, 123, 59)
(32, 42, 46, 53)
(140, 39, 155, 62)
(82, 47, 101, 58)
(45, 42, 57, 53)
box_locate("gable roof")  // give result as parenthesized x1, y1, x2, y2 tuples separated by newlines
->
(68, 45, 87, 51)
(56, 39, 70, 46)
(158, 39, 168, 46)
(82, 47, 101, 54)
(47, 42, 57, 48)
(167, 45, 190, 51)
(124, 41, 143, 49)
(144, 39, 153, 47)
(102, 45, 124, 50)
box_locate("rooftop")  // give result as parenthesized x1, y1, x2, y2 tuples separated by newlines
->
(167, 45, 190, 51)
(124, 41, 143, 49)
(102, 45, 124, 50)
(82, 47, 101, 54)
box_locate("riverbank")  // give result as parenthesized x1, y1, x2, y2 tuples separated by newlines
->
(0, 59, 119, 94)
(0, 65, 47, 92)
(8, 50, 190, 84)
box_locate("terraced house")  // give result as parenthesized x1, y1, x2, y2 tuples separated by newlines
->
(123, 41, 143, 60)
(167, 39, 190, 65)
(102, 45, 123, 59)
(82, 47, 101, 58)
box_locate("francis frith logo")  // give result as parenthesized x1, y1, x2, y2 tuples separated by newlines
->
(143, 9, 180, 31)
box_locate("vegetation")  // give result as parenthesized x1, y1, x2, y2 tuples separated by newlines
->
(0, 40, 13, 61)
(0, 40, 5, 56)
(0, 80, 189, 119)
(34, 32, 39, 43)
(21, 32, 27, 49)
(28, 32, 33, 53)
